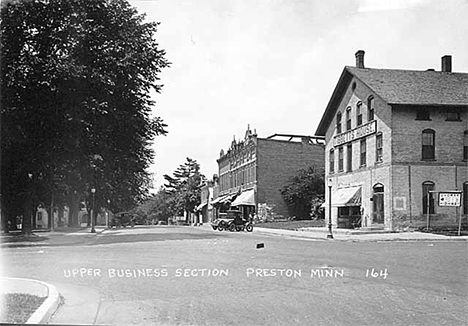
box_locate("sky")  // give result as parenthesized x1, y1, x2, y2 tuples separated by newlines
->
(127, 0, 468, 190)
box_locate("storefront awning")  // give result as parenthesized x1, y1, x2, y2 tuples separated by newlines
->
(231, 189, 255, 206)
(195, 202, 207, 211)
(210, 196, 224, 205)
(321, 187, 361, 208)
(211, 193, 236, 205)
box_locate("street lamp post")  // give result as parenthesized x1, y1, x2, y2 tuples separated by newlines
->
(91, 188, 96, 233)
(327, 179, 334, 239)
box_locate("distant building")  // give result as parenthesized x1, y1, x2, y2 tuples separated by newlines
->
(196, 178, 215, 224)
(212, 126, 325, 220)
(315, 51, 468, 230)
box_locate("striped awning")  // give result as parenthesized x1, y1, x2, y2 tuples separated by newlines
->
(321, 187, 361, 208)
(231, 189, 255, 206)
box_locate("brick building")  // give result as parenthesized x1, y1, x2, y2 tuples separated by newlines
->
(316, 51, 468, 230)
(212, 126, 325, 220)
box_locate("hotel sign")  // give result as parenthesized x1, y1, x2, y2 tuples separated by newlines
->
(333, 120, 377, 147)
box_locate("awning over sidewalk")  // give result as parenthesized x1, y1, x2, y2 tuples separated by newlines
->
(231, 189, 255, 206)
(211, 193, 237, 205)
(321, 186, 361, 208)
(210, 196, 224, 205)
(195, 202, 207, 212)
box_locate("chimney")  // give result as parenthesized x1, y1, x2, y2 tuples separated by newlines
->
(441, 55, 452, 72)
(355, 50, 365, 68)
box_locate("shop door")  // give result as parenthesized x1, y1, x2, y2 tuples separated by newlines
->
(372, 185, 384, 224)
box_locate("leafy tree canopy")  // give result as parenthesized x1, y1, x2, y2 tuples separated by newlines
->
(281, 166, 325, 220)
(1, 0, 170, 230)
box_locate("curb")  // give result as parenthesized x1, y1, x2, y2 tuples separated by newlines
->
(0, 277, 61, 324)
(253, 228, 468, 242)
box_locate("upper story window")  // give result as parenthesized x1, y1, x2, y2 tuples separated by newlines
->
(338, 147, 344, 172)
(463, 131, 468, 161)
(346, 107, 352, 131)
(329, 149, 335, 174)
(446, 108, 461, 121)
(416, 108, 430, 120)
(356, 102, 363, 126)
(346, 144, 352, 172)
(422, 129, 435, 160)
(336, 112, 342, 134)
(376, 133, 383, 162)
(367, 96, 375, 121)
(360, 139, 366, 166)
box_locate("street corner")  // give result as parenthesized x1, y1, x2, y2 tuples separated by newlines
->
(0, 277, 61, 324)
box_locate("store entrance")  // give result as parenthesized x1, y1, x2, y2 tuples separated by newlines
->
(372, 184, 385, 225)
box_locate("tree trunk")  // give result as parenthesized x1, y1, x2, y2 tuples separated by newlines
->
(67, 192, 80, 227)
(22, 197, 33, 234)
(58, 205, 64, 227)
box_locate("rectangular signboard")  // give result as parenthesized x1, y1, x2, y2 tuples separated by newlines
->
(333, 120, 377, 147)
(438, 192, 462, 207)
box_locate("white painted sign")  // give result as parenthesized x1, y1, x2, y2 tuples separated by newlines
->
(333, 120, 377, 146)
(438, 192, 462, 207)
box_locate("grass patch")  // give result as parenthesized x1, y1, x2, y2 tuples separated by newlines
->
(255, 219, 325, 230)
(0, 293, 46, 324)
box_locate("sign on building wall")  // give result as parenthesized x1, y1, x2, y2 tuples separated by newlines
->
(333, 120, 377, 147)
(438, 192, 462, 207)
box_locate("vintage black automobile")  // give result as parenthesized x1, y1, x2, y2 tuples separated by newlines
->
(109, 212, 136, 228)
(211, 210, 253, 232)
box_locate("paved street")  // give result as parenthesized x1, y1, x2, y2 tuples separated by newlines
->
(1, 226, 467, 326)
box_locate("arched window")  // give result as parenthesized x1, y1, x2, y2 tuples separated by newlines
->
(329, 149, 335, 174)
(463, 131, 468, 161)
(422, 181, 435, 214)
(356, 101, 363, 126)
(422, 129, 435, 160)
(464, 182, 468, 215)
(336, 112, 342, 134)
(346, 107, 352, 130)
(367, 96, 374, 121)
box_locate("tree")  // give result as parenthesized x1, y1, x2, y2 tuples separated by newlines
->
(163, 158, 206, 221)
(1, 0, 169, 232)
(281, 166, 325, 220)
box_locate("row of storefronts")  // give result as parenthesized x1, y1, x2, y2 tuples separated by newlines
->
(198, 52, 467, 231)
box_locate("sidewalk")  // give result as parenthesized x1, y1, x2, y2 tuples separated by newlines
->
(252, 226, 468, 242)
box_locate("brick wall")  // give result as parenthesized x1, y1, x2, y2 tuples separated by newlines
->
(392, 106, 467, 163)
(257, 138, 324, 218)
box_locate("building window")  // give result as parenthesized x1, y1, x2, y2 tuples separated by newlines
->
(338, 147, 344, 172)
(422, 129, 435, 160)
(329, 149, 335, 174)
(360, 139, 366, 166)
(464, 131, 468, 161)
(416, 108, 430, 120)
(376, 133, 383, 162)
(367, 96, 374, 121)
(346, 144, 352, 172)
(464, 182, 468, 215)
(346, 107, 352, 131)
(356, 102, 362, 126)
(336, 112, 342, 134)
(446, 108, 461, 121)
(422, 181, 435, 214)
